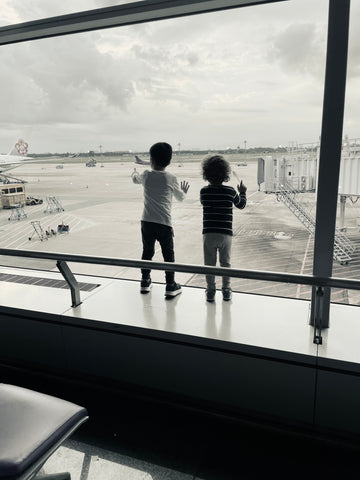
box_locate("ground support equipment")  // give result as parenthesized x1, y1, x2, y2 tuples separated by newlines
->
(29, 221, 48, 241)
(44, 196, 64, 213)
(8, 205, 27, 221)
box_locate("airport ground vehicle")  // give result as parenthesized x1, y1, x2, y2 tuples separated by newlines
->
(26, 195, 43, 206)
(1, 183, 26, 209)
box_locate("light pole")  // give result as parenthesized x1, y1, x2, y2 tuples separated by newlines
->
(177, 142, 182, 166)
(99, 145, 104, 167)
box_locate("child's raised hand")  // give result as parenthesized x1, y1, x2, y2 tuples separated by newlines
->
(237, 180, 247, 194)
(181, 181, 190, 194)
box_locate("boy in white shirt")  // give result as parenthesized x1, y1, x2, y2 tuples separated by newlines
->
(132, 142, 190, 297)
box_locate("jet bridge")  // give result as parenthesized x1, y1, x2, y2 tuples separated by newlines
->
(257, 139, 360, 263)
(257, 153, 317, 194)
(258, 138, 360, 198)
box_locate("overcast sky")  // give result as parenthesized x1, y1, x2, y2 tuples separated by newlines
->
(0, 0, 359, 154)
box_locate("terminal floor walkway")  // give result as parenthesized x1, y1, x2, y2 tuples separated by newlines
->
(35, 384, 360, 480)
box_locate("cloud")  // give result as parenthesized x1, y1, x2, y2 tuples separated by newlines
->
(2, 0, 100, 23)
(268, 23, 326, 79)
(1, 34, 136, 122)
(348, 1, 360, 80)
(0, 0, 358, 152)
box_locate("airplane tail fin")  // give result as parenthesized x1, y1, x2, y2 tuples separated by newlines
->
(7, 139, 29, 157)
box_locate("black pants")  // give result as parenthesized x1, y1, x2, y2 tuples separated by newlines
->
(141, 221, 175, 285)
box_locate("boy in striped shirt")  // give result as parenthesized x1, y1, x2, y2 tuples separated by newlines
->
(200, 155, 247, 302)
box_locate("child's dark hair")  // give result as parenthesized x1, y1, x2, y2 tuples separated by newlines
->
(202, 155, 231, 184)
(150, 142, 172, 168)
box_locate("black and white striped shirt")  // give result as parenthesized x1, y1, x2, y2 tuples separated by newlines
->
(200, 185, 246, 236)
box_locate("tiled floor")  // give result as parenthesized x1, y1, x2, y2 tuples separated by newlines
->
(42, 439, 193, 480)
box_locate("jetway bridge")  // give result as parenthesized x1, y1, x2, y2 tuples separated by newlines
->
(257, 139, 360, 263)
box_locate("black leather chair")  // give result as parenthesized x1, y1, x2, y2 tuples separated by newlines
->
(0, 383, 88, 480)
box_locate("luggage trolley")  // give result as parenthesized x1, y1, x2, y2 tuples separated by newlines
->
(28, 220, 48, 241)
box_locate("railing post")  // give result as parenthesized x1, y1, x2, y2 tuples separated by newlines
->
(313, 286, 324, 345)
(57, 260, 81, 307)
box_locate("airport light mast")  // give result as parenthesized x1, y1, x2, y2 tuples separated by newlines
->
(177, 142, 182, 166)
(99, 144, 104, 167)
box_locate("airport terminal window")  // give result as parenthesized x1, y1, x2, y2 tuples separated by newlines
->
(0, 0, 358, 309)
(330, 0, 360, 305)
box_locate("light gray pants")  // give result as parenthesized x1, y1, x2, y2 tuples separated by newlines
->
(203, 233, 232, 290)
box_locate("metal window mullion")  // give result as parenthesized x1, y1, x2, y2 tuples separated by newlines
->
(310, 0, 351, 329)
(0, 0, 287, 45)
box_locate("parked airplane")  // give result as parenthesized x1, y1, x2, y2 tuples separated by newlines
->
(134, 155, 150, 166)
(0, 139, 78, 173)
(0, 139, 33, 170)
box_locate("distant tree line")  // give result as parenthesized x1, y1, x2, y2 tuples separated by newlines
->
(31, 146, 289, 157)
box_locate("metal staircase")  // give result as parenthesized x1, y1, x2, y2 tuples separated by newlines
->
(8, 205, 27, 221)
(276, 182, 355, 264)
(44, 196, 64, 214)
(28, 221, 48, 241)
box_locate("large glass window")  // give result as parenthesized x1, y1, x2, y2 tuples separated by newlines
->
(2, 0, 356, 308)
(330, 0, 360, 306)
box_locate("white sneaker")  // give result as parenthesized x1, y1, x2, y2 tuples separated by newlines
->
(165, 282, 182, 298)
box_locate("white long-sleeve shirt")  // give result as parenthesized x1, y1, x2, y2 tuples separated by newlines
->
(132, 169, 185, 227)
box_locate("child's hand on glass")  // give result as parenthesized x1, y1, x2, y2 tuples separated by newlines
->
(237, 180, 247, 194)
(180, 181, 190, 194)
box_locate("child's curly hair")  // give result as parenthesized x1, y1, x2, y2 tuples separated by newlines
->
(202, 155, 231, 184)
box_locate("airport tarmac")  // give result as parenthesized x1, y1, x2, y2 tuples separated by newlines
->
(0, 154, 359, 305)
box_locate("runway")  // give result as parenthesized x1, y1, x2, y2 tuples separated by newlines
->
(0, 155, 359, 305)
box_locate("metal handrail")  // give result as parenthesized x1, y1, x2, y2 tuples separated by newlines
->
(0, 247, 359, 291)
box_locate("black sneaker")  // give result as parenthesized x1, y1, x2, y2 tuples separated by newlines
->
(165, 282, 182, 298)
(140, 278, 152, 293)
(222, 288, 232, 301)
(206, 289, 216, 302)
